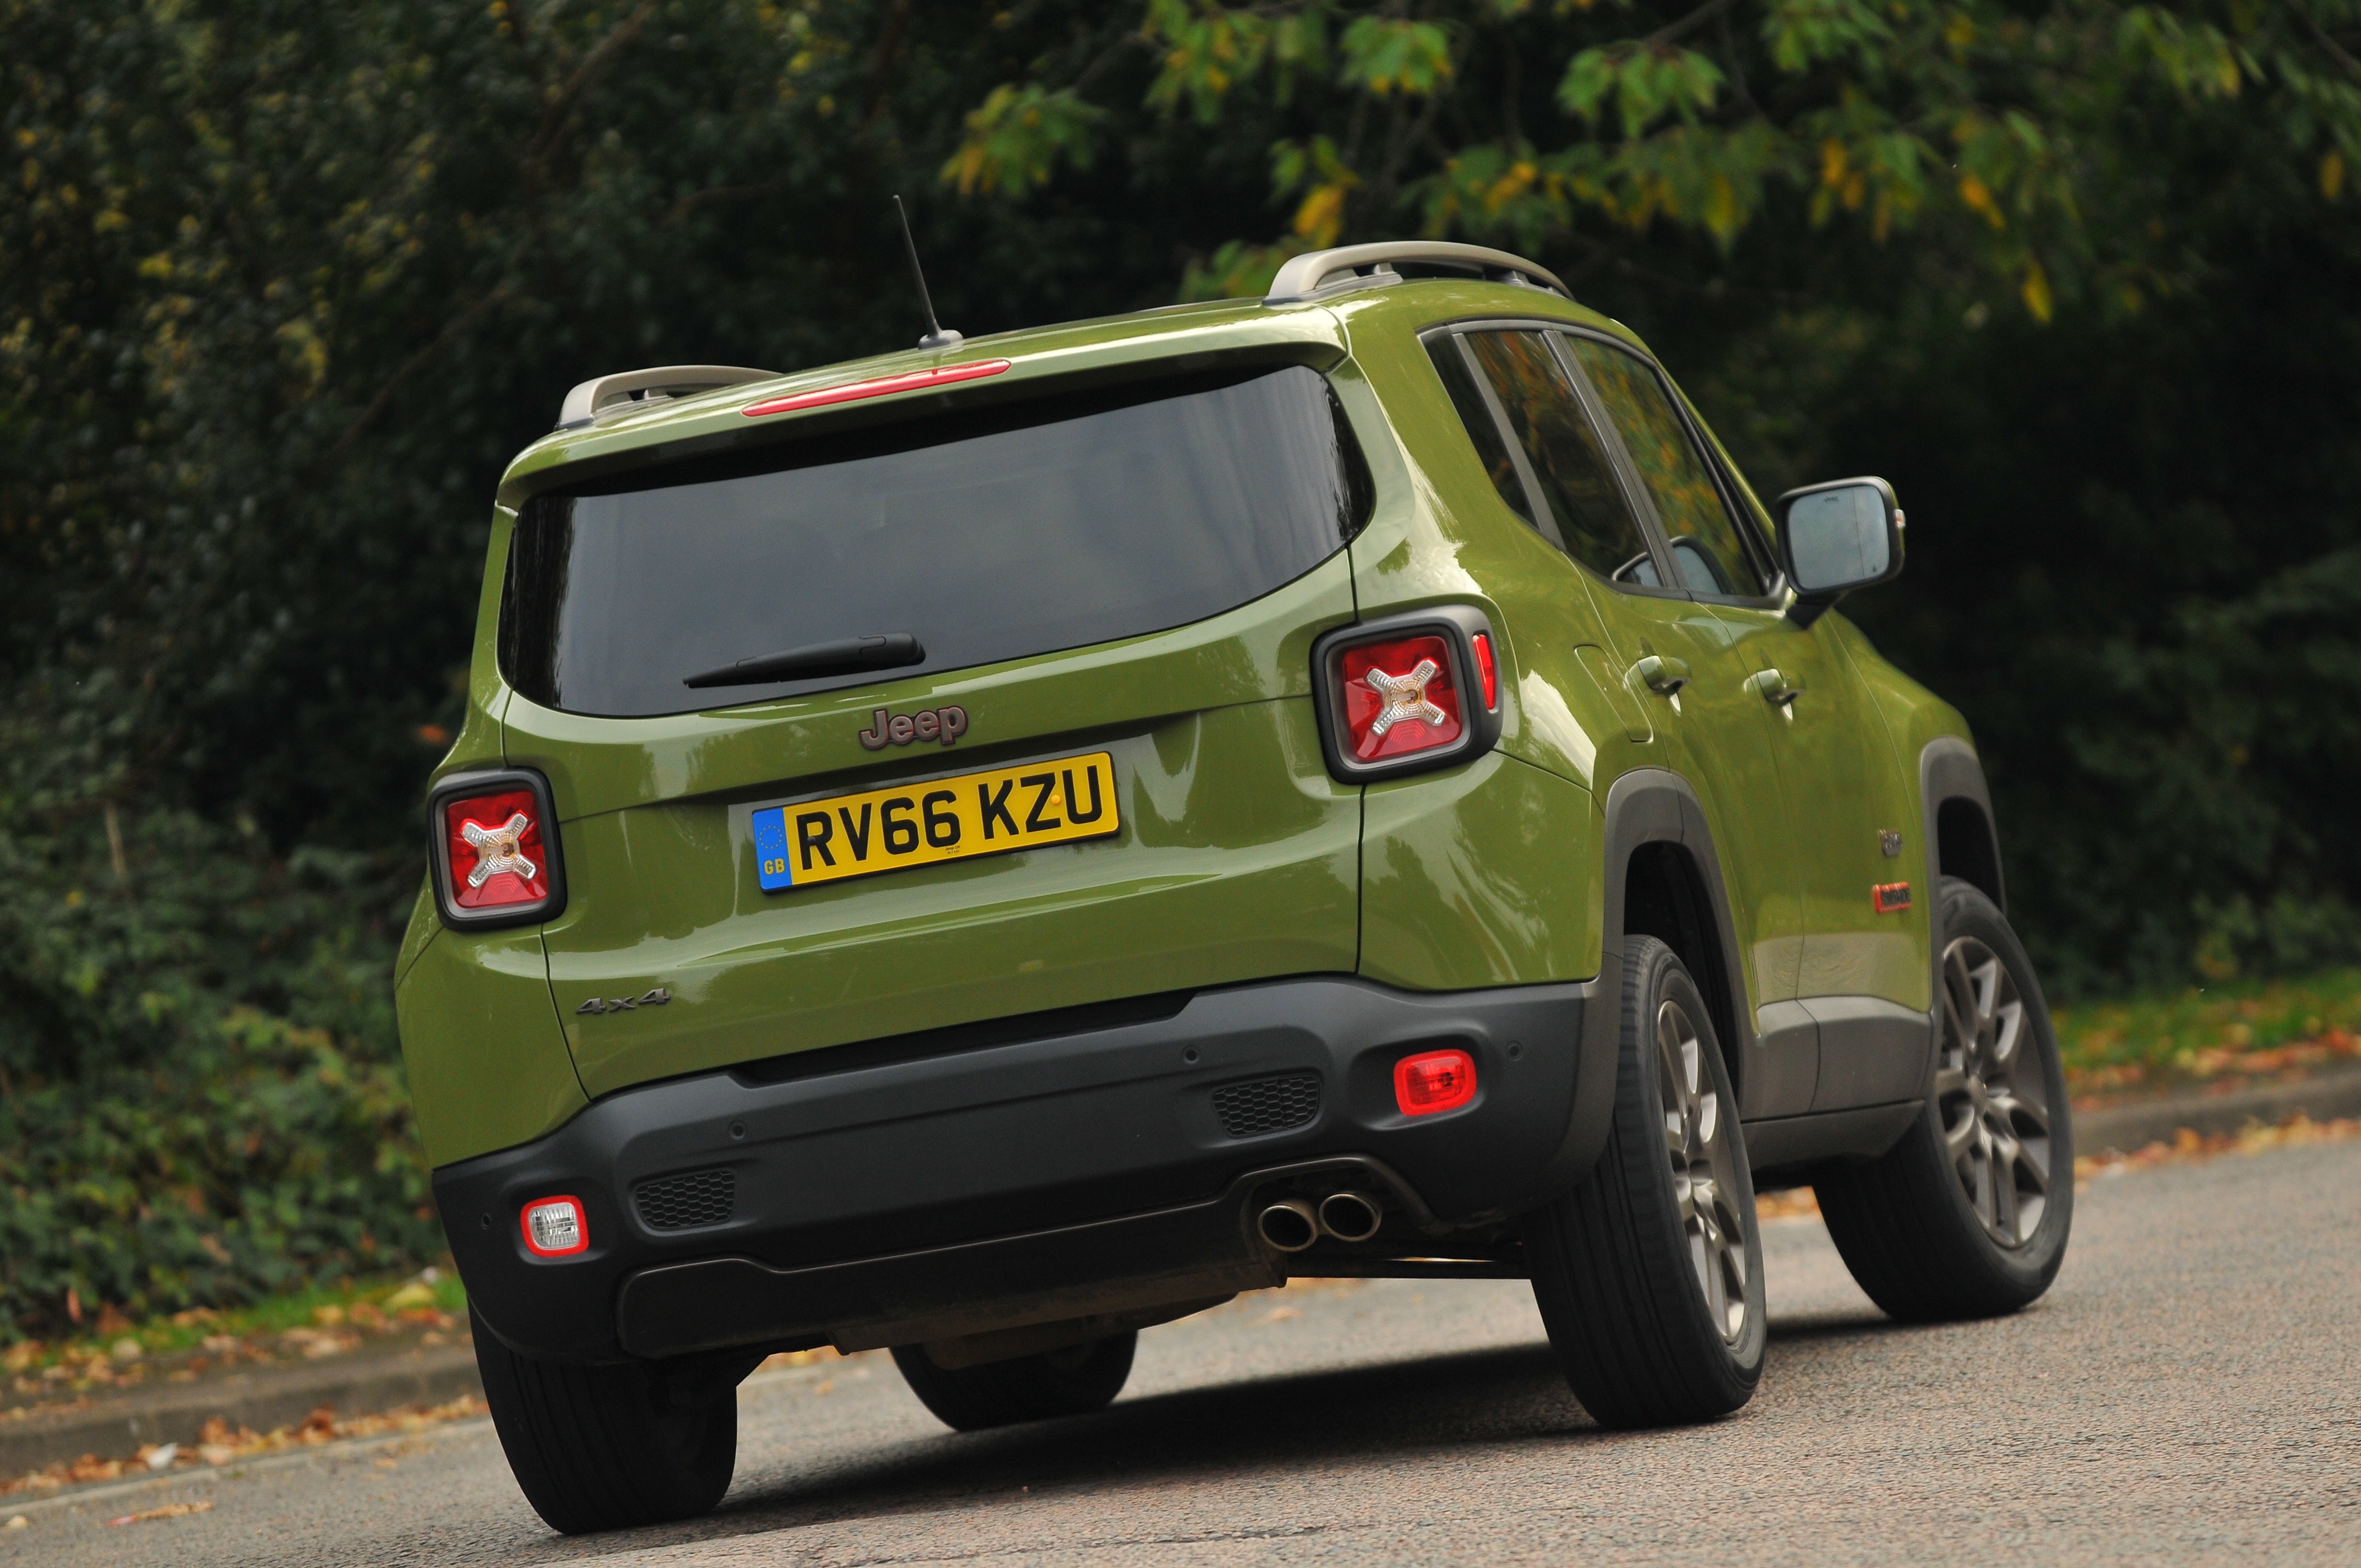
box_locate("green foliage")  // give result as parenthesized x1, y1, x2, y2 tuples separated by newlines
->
(0, 811, 427, 1337)
(2051, 966, 2361, 1087)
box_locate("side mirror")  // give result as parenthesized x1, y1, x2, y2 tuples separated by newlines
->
(1775, 476, 1904, 624)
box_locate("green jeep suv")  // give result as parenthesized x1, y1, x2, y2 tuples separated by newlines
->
(396, 242, 2071, 1534)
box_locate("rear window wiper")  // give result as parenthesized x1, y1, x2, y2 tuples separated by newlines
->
(683, 633, 925, 689)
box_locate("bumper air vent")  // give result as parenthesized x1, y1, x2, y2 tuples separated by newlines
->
(1211, 1072, 1322, 1140)
(633, 1168, 737, 1232)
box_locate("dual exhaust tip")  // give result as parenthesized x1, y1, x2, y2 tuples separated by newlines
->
(1257, 1190, 1383, 1252)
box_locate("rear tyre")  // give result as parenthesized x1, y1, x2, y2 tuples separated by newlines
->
(471, 1308, 737, 1535)
(1522, 937, 1766, 1428)
(891, 1333, 1137, 1432)
(1814, 876, 2073, 1321)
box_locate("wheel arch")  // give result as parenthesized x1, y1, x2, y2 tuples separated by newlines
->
(1922, 737, 2005, 913)
(1919, 738, 2004, 1020)
(1595, 769, 1758, 1101)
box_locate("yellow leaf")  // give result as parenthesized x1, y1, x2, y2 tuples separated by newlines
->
(1293, 183, 1347, 247)
(2324, 151, 2346, 202)
(2021, 261, 2052, 323)
(1959, 173, 2005, 230)
(1820, 139, 1847, 188)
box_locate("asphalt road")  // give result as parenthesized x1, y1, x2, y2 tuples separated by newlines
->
(15, 1137, 2359, 1567)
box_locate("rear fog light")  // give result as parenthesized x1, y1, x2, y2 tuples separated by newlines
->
(1339, 635, 1465, 763)
(521, 1196, 589, 1257)
(1394, 1049, 1478, 1116)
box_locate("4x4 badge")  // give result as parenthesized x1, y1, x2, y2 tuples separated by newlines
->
(577, 987, 671, 1016)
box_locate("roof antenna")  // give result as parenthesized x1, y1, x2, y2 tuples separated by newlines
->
(892, 195, 962, 351)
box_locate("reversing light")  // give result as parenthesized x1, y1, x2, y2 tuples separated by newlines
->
(1471, 631, 1499, 710)
(520, 1195, 589, 1257)
(741, 360, 1011, 418)
(1339, 635, 1465, 764)
(1394, 1049, 1478, 1117)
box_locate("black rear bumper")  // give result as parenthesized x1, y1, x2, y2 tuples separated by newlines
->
(436, 974, 1601, 1364)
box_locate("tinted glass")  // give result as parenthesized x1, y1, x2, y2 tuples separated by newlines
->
(1561, 336, 1766, 597)
(1464, 331, 1656, 584)
(501, 366, 1371, 717)
(1426, 337, 1532, 527)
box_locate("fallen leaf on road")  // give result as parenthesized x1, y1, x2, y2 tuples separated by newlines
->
(2076, 1113, 2359, 1178)
(1756, 1189, 1821, 1222)
(104, 1500, 213, 1527)
(0, 1395, 487, 1498)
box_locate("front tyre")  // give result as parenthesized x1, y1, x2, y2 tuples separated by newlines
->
(471, 1308, 737, 1534)
(891, 1333, 1137, 1433)
(1522, 937, 1766, 1428)
(1815, 876, 2074, 1321)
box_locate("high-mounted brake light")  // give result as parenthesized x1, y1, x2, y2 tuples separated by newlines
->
(1339, 635, 1465, 764)
(1471, 632, 1498, 710)
(520, 1195, 589, 1257)
(426, 767, 566, 930)
(1394, 1049, 1478, 1117)
(741, 359, 1012, 418)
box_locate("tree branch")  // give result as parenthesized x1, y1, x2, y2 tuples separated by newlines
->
(1638, 0, 1742, 56)
(2288, 1, 2361, 81)
(322, 288, 513, 464)
(525, 0, 660, 172)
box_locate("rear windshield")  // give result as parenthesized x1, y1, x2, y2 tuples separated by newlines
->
(500, 364, 1372, 717)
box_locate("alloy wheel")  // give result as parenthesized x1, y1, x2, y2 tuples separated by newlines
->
(1935, 935, 2053, 1246)
(1655, 999, 1748, 1342)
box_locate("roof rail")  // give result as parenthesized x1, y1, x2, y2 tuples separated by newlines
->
(1264, 242, 1571, 305)
(555, 365, 781, 431)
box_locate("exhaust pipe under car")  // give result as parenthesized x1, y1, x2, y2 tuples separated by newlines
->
(1316, 1190, 1383, 1243)
(1256, 1198, 1319, 1252)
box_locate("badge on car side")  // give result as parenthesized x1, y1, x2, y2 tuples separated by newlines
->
(577, 987, 672, 1016)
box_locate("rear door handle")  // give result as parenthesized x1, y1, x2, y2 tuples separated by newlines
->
(1633, 655, 1690, 697)
(1747, 668, 1805, 707)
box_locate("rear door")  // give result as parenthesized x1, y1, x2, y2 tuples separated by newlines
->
(1437, 325, 1810, 1117)
(501, 363, 1372, 1099)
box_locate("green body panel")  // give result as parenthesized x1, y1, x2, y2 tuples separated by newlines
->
(1359, 752, 1602, 989)
(1715, 605, 1932, 1012)
(399, 270, 1987, 1166)
(393, 924, 587, 1168)
(541, 693, 1359, 1100)
(395, 503, 587, 1169)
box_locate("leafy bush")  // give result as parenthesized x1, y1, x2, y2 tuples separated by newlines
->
(0, 812, 432, 1338)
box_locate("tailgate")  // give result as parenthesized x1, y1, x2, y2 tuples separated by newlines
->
(500, 360, 1372, 1098)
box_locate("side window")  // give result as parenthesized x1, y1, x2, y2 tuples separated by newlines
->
(1462, 331, 1660, 585)
(1560, 336, 1768, 599)
(1426, 336, 1533, 529)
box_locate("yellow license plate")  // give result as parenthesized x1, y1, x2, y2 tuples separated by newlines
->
(751, 752, 1118, 892)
